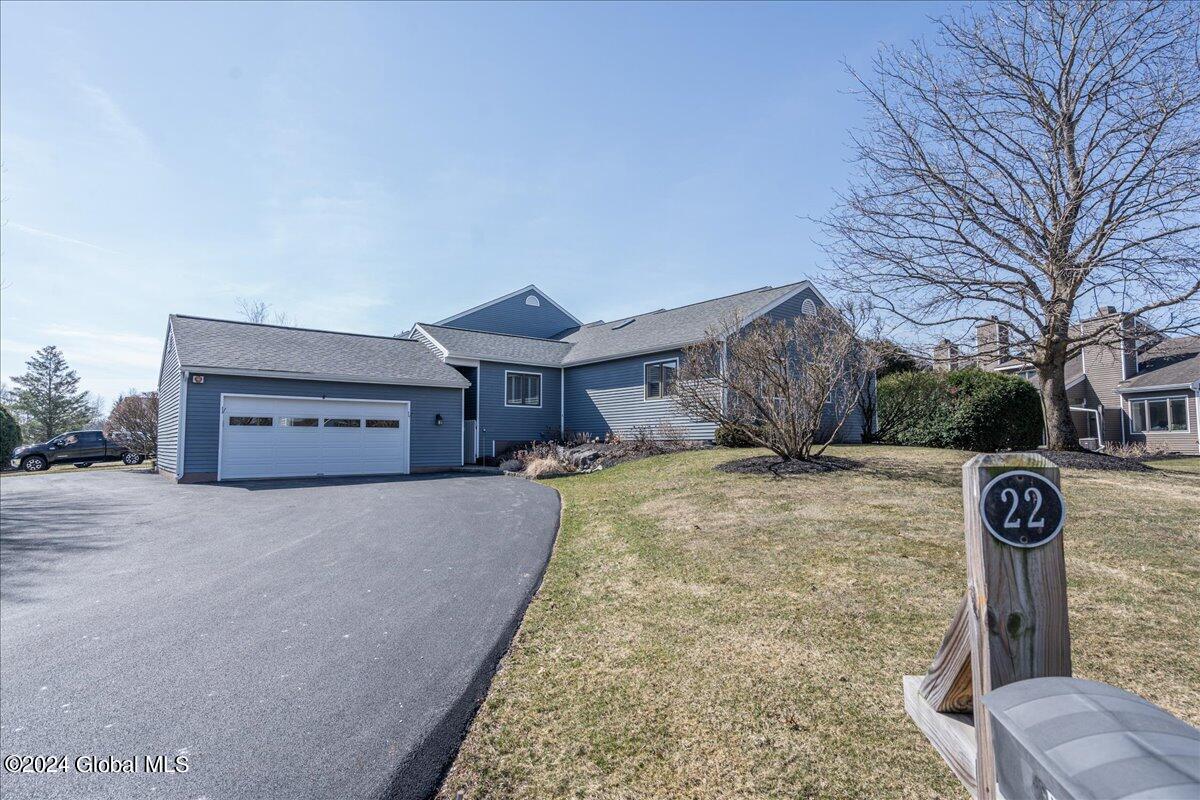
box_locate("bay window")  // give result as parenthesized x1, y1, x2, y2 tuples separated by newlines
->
(1129, 397, 1189, 433)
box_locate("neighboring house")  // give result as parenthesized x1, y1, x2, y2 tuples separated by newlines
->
(157, 280, 864, 481)
(933, 308, 1199, 454)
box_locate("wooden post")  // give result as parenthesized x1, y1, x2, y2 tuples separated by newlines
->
(905, 452, 1072, 799)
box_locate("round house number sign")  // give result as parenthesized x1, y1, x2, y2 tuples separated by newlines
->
(979, 470, 1066, 548)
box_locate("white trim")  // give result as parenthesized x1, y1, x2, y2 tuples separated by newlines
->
(564, 341, 701, 368)
(220, 392, 416, 404)
(740, 281, 832, 327)
(643, 357, 678, 401)
(444, 356, 480, 367)
(460, 388, 466, 467)
(503, 369, 543, 409)
(216, 393, 411, 482)
(1125, 394, 1193, 435)
(475, 370, 481, 461)
(434, 284, 583, 328)
(1115, 382, 1195, 394)
(1064, 372, 1086, 390)
(177, 369, 189, 478)
(560, 367, 565, 435)
(447, 353, 562, 368)
(181, 365, 468, 389)
(411, 324, 450, 358)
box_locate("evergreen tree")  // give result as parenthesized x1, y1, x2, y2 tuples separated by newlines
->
(0, 405, 21, 461)
(9, 346, 94, 441)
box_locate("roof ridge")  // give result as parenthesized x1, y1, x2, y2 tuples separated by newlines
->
(418, 322, 572, 344)
(592, 282, 806, 327)
(171, 314, 421, 344)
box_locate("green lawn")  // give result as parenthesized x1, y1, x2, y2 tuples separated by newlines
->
(439, 445, 1200, 800)
(1148, 456, 1200, 474)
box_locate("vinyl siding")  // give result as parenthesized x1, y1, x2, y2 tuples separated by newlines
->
(1121, 388, 1198, 454)
(443, 289, 577, 339)
(563, 350, 716, 440)
(180, 374, 463, 477)
(762, 286, 824, 322)
(156, 326, 183, 476)
(477, 361, 561, 457)
(1080, 339, 1129, 444)
(761, 286, 866, 443)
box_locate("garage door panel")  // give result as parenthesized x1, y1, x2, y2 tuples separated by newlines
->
(219, 396, 410, 480)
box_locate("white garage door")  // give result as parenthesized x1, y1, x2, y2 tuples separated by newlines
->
(219, 395, 410, 480)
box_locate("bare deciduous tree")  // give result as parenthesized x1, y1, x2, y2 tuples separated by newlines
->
(674, 304, 879, 461)
(822, 1, 1200, 450)
(237, 297, 294, 327)
(103, 391, 158, 458)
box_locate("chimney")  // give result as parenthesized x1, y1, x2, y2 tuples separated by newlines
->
(932, 339, 961, 372)
(975, 318, 1010, 369)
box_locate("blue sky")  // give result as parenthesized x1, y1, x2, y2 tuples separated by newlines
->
(1, 1, 944, 404)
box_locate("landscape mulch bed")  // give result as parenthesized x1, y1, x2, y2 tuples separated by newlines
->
(715, 454, 863, 476)
(1037, 450, 1154, 472)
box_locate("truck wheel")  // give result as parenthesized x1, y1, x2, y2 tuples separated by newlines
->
(122, 452, 144, 465)
(73, 462, 94, 468)
(21, 456, 48, 472)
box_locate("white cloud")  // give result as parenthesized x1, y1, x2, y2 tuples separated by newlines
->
(5, 222, 120, 254)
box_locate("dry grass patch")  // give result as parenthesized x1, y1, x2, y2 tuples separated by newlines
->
(439, 446, 1200, 800)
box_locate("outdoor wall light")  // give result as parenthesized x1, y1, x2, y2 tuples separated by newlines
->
(435, 414, 444, 426)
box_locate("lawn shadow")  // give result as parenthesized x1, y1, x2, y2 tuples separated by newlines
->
(0, 491, 122, 603)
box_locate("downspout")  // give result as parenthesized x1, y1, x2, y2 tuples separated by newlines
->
(560, 367, 565, 439)
(1069, 405, 1102, 449)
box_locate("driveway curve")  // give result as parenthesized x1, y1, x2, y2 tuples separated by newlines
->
(0, 470, 559, 800)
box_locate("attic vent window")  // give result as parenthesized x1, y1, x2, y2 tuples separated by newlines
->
(525, 295, 541, 307)
(801, 298, 817, 315)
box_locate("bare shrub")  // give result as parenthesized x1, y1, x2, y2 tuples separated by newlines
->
(1103, 441, 1174, 460)
(674, 303, 880, 461)
(103, 391, 158, 458)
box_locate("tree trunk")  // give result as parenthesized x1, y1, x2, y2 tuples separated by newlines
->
(1040, 360, 1080, 452)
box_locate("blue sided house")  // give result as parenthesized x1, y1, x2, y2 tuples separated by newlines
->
(157, 280, 865, 482)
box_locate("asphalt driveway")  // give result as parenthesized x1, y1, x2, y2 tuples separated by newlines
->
(0, 470, 559, 800)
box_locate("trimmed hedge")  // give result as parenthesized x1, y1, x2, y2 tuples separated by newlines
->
(714, 423, 760, 448)
(878, 368, 1042, 452)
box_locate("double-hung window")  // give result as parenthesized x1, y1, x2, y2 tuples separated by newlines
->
(505, 372, 541, 407)
(644, 359, 677, 400)
(1129, 397, 1189, 433)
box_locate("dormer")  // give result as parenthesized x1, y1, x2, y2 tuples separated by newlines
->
(433, 285, 581, 339)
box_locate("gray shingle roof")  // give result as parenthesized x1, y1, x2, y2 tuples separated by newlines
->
(170, 315, 470, 388)
(415, 283, 813, 366)
(1120, 335, 1200, 390)
(414, 324, 573, 366)
(556, 283, 810, 364)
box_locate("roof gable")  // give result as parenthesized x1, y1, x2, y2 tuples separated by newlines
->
(435, 285, 581, 339)
(414, 281, 828, 367)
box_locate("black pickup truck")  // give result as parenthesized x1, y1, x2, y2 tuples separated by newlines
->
(8, 430, 145, 471)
